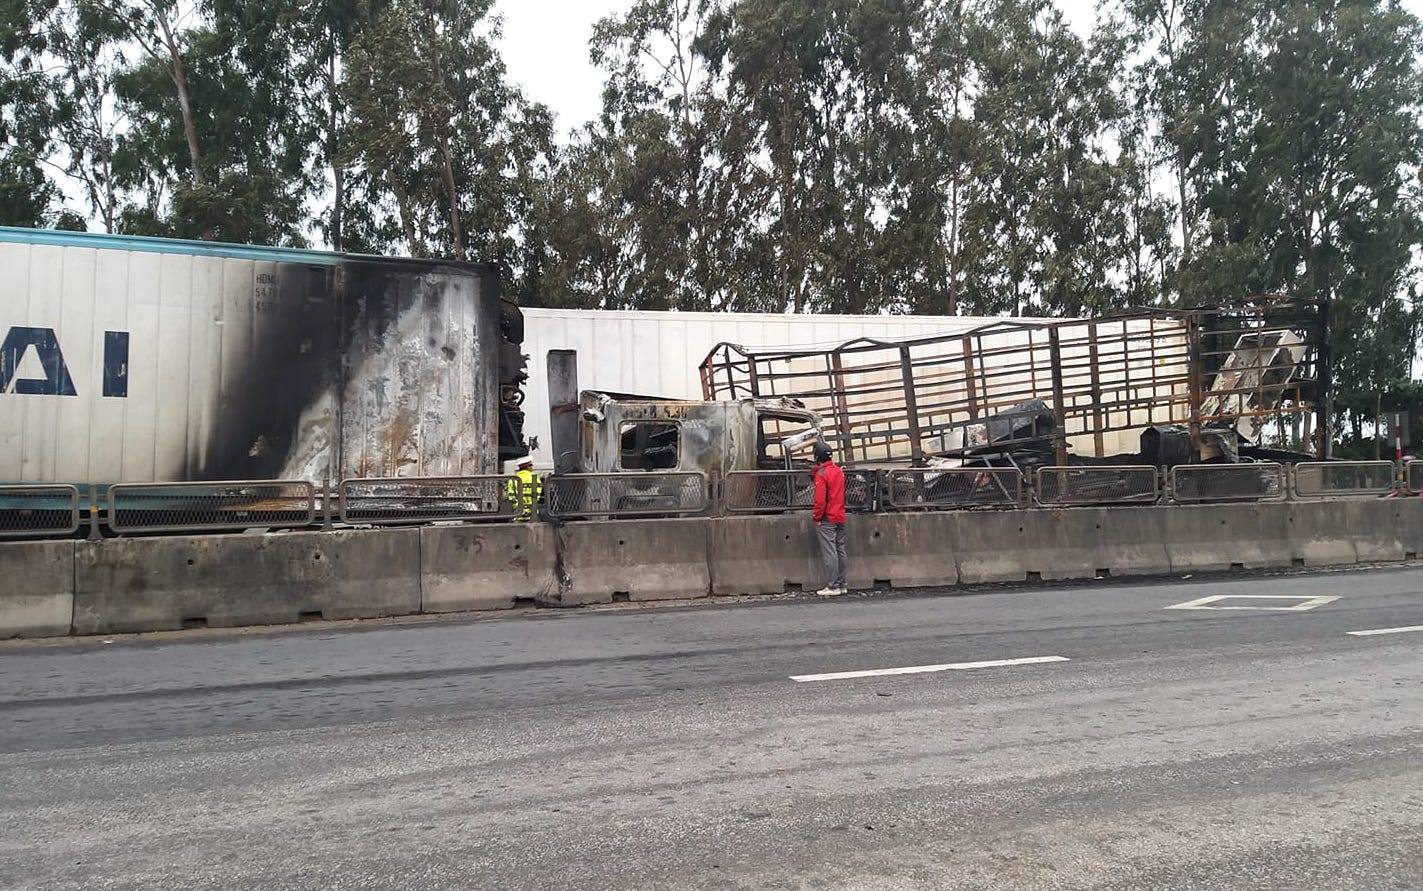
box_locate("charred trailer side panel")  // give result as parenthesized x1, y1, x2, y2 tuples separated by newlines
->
(0, 227, 526, 486)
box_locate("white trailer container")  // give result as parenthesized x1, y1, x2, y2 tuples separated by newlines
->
(0, 227, 525, 487)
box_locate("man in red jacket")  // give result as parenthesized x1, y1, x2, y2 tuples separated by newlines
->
(812, 441, 848, 596)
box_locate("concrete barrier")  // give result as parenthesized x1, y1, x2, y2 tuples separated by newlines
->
(1025, 510, 1109, 581)
(554, 518, 711, 605)
(73, 528, 420, 634)
(1396, 497, 1423, 560)
(0, 540, 74, 638)
(848, 512, 958, 589)
(1286, 499, 1404, 566)
(1163, 502, 1292, 572)
(708, 514, 821, 595)
(954, 510, 1100, 583)
(1340, 500, 1406, 563)
(1088, 507, 1173, 578)
(420, 523, 557, 613)
(19, 496, 1417, 640)
(953, 511, 1033, 584)
(1286, 500, 1359, 566)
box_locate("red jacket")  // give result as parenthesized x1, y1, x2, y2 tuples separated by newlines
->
(813, 461, 847, 524)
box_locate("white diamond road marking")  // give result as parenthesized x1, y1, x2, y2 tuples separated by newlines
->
(790, 655, 1070, 683)
(1347, 625, 1423, 637)
(1164, 594, 1340, 612)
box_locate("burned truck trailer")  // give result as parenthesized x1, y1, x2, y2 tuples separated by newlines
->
(0, 227, 528, 488)
(699, 300, 1327, 469)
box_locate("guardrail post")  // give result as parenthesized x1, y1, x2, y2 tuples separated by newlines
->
(87, 484, 103, 541)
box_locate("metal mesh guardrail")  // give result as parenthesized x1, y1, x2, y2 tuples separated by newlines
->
(885, 468, 1023, 510)
(338, 476, 519, 525)
(1035, 466, 1160, 506)
(722, 471, 810, 513)
(1168, 463, 1286, 503)
(0, 484, 81, 538)
(845, 470, 880, 512)
(1291, 461, 1397, 499)
(722, 470, 878, 514)
(106, 480, 317, 533)
(545, 472, 709, 518)
(1408, 461, 1423, 496)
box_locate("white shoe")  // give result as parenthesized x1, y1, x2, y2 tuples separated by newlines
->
(816, 587, 842, 597)
(834, 588, 849, 596)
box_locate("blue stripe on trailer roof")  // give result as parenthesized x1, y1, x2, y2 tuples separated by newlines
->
(0, 226, 343, 265)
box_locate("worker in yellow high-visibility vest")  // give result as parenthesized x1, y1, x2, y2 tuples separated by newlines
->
(506, 457, 542, 520)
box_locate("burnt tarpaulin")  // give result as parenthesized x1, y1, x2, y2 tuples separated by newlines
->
(1141, 426, 1192, 467)
(1140, 424, 1241, 466)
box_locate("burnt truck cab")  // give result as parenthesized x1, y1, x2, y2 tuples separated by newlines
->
(577, 391, 823, 478)
(566, 392, 825, 516)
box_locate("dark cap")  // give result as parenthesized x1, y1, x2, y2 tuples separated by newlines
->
(813, 441, 833, 463)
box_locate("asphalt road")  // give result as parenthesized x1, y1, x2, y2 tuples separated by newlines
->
(2, 567, 1422, 890)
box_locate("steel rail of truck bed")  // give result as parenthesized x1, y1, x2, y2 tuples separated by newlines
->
(699, 299, 1327, 466)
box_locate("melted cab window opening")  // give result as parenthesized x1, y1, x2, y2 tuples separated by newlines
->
(620, 422, 680, 470)
(758, 413, 820, 468)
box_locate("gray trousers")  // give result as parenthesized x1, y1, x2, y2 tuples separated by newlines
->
(816, 521, 848, 589)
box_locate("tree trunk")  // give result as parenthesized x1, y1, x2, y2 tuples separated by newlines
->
(1175, 153, 1191, 286)
(157, 10, 210, 240)
(944, 0, 965, 317)
(326, 48, 344, 252)
(387, 168, 420, 256)
(436, 134, 464, 261)
(158, 15, 202, 183)
(1374, 391, 1383, 460)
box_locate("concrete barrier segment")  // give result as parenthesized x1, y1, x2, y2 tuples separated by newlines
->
(707, 514, 821, 595)
(72, 528, 420, 635)
(554, 518, 711, 605)
(1286, 500, 1360, 567)
(1087, 507, 1173, 578)
(0, 539, 75, 638)
(1164, 503, 1292, 573)
(846, 512, 958, 589)
(420, 523, 557, 613)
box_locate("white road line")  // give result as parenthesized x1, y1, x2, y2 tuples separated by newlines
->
(790, 655, 1069, 683)
(1164, 594, 1339, 612)
(1346, 625, 1423, 637)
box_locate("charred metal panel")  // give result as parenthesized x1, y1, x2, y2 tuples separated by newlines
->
(548, 350, 580, 475)
(216, 257, 509, 481)
(498, 298, 529, 463)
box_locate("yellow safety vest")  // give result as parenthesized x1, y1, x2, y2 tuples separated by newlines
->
(506, 468, 542, 519)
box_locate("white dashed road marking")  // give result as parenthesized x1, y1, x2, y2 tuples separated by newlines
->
(1346, 625, 1423, 637)
(1164, 594, 1339, 612)
(790, 655, 1069, 683)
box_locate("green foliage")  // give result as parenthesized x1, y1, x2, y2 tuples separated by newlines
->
(0, 0, 65, 226)
(537, 0, 1171, 315)
(339, 0, 554, 289)
(1127, 0, 1423, 412)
